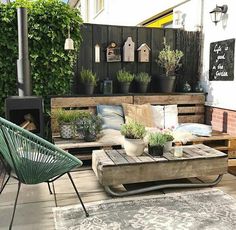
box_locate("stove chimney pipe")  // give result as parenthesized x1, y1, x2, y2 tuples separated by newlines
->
(17, 7, 32, 96)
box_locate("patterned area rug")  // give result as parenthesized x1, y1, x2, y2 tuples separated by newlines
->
(53, 189, 236, 230)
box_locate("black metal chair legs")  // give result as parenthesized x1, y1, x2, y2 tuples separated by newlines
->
(7, 174, 89, 229)
(47, 181, 53, 195)
(67, 172, 89, 217)
(0, 174, 10, 194)
(9, 181, 21, 230)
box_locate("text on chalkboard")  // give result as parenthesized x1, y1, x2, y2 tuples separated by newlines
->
(209, 38, 235, 81)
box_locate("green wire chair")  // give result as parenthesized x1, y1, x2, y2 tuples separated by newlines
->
(0, 117, 89, 229)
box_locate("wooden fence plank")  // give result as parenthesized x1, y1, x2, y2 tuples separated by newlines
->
(151, 28, 164, 92)
(77, 24, 93, 94)
(75, 24, 200, 93)
(93, 24, 108, 94)
(108, 25, 123, 93)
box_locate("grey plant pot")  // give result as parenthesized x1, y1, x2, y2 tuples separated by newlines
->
(119, 82, 130, 94)
(84, 84, 95, 95)
(158, 75, 176, 93)
(137, 83, 148, 93)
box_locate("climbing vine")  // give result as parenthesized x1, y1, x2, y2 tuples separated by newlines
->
(0, 0, 83, 115)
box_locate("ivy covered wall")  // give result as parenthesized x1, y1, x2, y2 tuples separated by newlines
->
(0, 0, 83, 115)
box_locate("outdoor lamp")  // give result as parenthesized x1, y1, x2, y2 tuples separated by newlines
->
(210, 5, 228, 25)
(64, 26, 74, 50)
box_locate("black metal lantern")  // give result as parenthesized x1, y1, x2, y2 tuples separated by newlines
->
(101, 79, 113, 94)
(209, 5, 228, 25)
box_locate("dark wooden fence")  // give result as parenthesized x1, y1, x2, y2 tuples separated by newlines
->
(74, 23, 201, 94)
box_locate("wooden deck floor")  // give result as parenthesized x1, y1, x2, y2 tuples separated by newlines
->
(1, 169, 236, 230)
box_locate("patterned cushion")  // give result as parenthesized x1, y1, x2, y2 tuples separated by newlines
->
(97, 105, 124, 130)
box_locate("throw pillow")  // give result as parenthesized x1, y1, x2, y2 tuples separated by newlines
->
(175, 123, 212, 137)
(164, 105, 178, 129)
(151, 105, 164, 129)
(96, 105, 124, 130)
(122, 103, 154, 127)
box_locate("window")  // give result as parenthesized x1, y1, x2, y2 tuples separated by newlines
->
(143, 12, 173, 28)
(95, 0, 104, 16)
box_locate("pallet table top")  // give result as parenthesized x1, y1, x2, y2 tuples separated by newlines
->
(92, 144, 228, 186)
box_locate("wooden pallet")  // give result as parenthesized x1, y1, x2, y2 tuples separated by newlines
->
(51, 94, 236, 165)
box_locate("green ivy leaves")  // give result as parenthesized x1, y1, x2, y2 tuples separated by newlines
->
(0, 0, 82, 115)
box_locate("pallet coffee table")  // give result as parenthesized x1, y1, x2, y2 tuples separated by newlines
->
(92, 144, 228, 196)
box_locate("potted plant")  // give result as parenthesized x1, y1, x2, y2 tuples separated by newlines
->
(116, 69, 134, 94)
(158, 41, 184, 92)
(135, 72, 151, 93)
(147, 132, 167, 156)
(79, 114, 102, 142)
(80, 68, 97, 95)
(163, 132, 174, 152)
(120, 121, 146, 156)
(54, 109, 78, 139)
(74, 111, 91, 139)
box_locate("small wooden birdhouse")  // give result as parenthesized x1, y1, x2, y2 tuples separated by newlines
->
(123, 37, 135, 62)
(106, 42, 121, 62)
(137, 43, 151, 62)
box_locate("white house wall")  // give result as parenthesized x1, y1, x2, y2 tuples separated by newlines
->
(201, 0, 236, 110)
(173, 0, 202, 31)
(84, 0, 188, 26)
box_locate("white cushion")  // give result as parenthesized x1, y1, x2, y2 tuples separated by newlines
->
(164, 105, 178, 129)
(175, 123, 212, 137)
(151, 105, 164, 129)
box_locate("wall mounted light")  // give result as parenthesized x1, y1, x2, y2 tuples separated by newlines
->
(64, 26, 74, 50)
(209, 5, 228, 25)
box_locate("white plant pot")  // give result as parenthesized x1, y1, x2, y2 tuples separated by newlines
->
(164, 141, 173, 152)
(123, 138, 145, 157)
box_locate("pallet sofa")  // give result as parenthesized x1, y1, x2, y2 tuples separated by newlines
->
(50, 93, 236, 166)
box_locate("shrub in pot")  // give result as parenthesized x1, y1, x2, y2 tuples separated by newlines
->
(75, 111, 91, 139)
(147, 132, 167, 156)
(135, 72, 151, 93)
(54, 109, 78, 139)
(79, 114, 102, 142)
(80, 68, 97, 95)
(158, 41, 184, 92)
(116, 69, 134, 94)
(120, 121, 146, 156)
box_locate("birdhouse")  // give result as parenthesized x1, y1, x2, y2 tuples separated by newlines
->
(106, 42, 121, 62)
(123, 37, 135, 62)
(137, 43, 151, 62)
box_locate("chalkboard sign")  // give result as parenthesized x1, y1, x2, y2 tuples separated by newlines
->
(209, 38, 235, 81)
